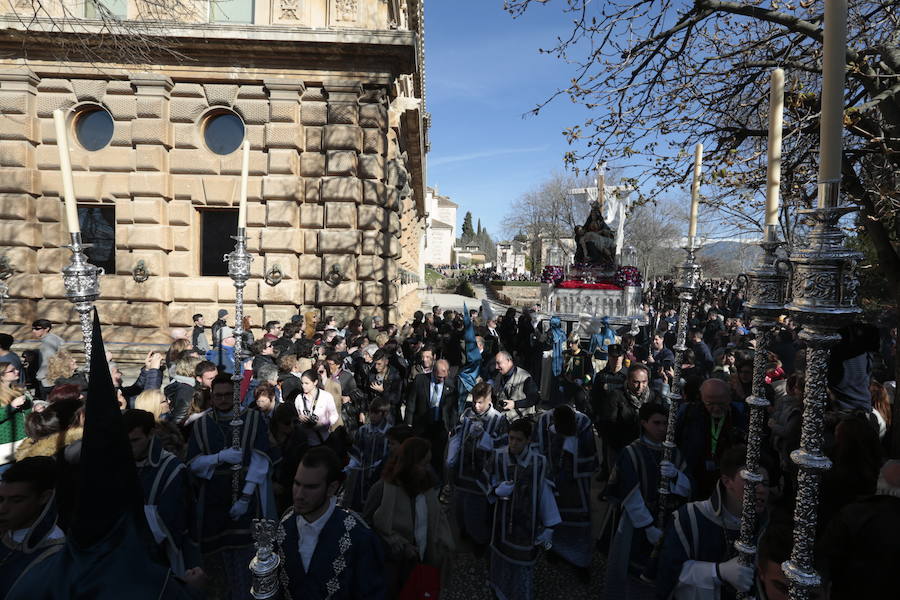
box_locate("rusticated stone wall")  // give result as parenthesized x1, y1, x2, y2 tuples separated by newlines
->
(0, 66, 423, 343)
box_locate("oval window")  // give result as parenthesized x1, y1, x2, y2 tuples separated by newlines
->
(74, 107, 114, 151)
(204, 112, 245, 155)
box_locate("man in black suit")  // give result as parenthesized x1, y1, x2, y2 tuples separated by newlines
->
(405, 359, 456, 479)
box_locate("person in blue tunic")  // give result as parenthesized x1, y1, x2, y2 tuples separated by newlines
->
(656, 444, 769, 600)
(278, 445, 386, 599)
(604, 402, 690, 600)
(343, 397, 392, 511)
(6, 309, 203, 600)
(533, 402, 598, 581)
(447, 381, 509, 553)
(590, 316, 618, 364)
(0, 456, 65, 596)
(124, 408, 192, 576)
(187, 371, 273, 600)
(487, 418, 561, 600)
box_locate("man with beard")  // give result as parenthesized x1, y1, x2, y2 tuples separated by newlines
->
(279, 446, 385, 599)
(447, 382, 508, 553)
(595, 364, 660, 454)
(656, 445, 769, 600)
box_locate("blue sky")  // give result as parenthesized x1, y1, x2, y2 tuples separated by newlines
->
(424, 1, 596, 238)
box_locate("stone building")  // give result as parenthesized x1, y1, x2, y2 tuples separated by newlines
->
(421, 185, 456, 268)
(0, 0, 427, 344)
(495, 241, 526, 275)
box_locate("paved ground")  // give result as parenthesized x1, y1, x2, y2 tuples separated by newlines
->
(419, 284, 488, 314)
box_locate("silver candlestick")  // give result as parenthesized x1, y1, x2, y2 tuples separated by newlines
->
(62, 232, 103, 365)
(225, 227, 253, 501)
(656, 239, 702, 528)
(734, 224, 787, 599)
(782, 190, 861, 600)
(250, 519, 284, 599)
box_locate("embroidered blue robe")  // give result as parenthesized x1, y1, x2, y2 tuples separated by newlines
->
(1, 496, 64, 596)
(137, 435, 190, 575)
(187, 408, 272, 554)
(279, 506, 386, 600)
(344, 420, 391, 511)
(447, 406, 508, 545)
(534, 409, 597, 568)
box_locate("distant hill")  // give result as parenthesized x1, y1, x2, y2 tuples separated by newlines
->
(696, 241, 762, 277)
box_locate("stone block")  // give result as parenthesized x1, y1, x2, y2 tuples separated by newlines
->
(361, 281, 385, 305)
(39, 222, 65, 249)
(125, 278, 173, 302)
(0, 222, 39, 247)
(266, 199, 299, 227)
(105, 96, 137, 120)
(359, 104, 388, 130)
(268, 149, 297, 175)
(299, 204, 323, 228)
(0, 114, 35, 142)
(260, 229, 303, 253)
(360, 231, 378, 256)
(135, 145, 166, 172)
(171, 83, 205, 98)
(132, 198, 166, 225)
(167, 303, 195, 327)
(114, 198, 133, 224)
(247, 203, 266, 227)
(171, 226, 192, 251)
(323, 125, 363, 151)
(29, 298, 68, 323)
(321, 177, 362, 203)
(126, 224, 173, 251)
(168, 200, 192, 226)
(326, 151, 357, 177)
(203, 84, 239, 107)
(301, 102, 327, 126)
(384, 188, 400, 211)
(172, 123, 200, 149)
(0, 141, 31, 168)
(324, 202, 355, 229)
(35, 197, 62, 223)
(237, 85, 267, 100)
(363, 129, 386, 154)
(0, 194, 32, 220)
(167, 251, 194, 277)
(172, 278, 218, 302)
(7, 274, 40, 298)
(317, 230, 359, 254)
(316, 281, 359, 306)
(358, 154, 384, 180)
(4, 246, 35, 275)
(362, 180, 385, 205)
(131, 119, 171, 147)
(129, 173, 171, 199)
(305, 127, 322, 152)
(297, 255, 322, 279)
(130, 302, 168, 328)
(0, 168, 38, 194)
(170, 98, 208, 123)
(263, 253, 298, 281)
(321, 254, 356, 281)
(72, 79, 108, 103)
(383, 236, 400, 258)
(327, 104, 358, 125)
(234, 99, 269, 125)
(99, 276, 125, 300)
(198, 176, 237, 205)
(259, 280, 301, 304)
(0, 92, 28, 116)
(265, 123, 302, 149)
(300, 153, 325, 177)
(304, 178, 320, 203)
(303, 231, 318, 254)
(356, 205, 384, 231)
(356, 255, 384, 280)
(35, 145, 59, 171)
(246, 125, 265, 150)
(264, 305, 300, 326)
(269, 101, 298, 124)
(218, 279, 259, 303)
(118, 250, 167, 277)
(384, 258, 399, 280)
(261, 176, 303, 201)
(39, 276, 66, 299)
(388, 211, 401, 235)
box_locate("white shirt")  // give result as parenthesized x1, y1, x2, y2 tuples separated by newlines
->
(296, 497, 337, 572)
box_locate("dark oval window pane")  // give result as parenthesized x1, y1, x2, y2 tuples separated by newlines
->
(75, 108, 114, 151)
(204, 112, 245, 155)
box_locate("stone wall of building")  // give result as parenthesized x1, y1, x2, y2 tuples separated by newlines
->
(0, 62, 424, 343)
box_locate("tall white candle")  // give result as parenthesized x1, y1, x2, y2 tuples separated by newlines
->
(52, 109, 79, 234)
(766, 68, 785, 227)
(237, 140, 250, 229)
(818, 0, 848, 206)
(688, 143, 703, 242)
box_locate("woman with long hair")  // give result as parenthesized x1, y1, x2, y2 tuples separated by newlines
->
(165, 338, 193, 379)
(870, 380, 893, 441)
(0, 360, 31, 464)
(292, 369, 338, 449)
(371, 437, 453, 596)
(133, 389, 186, 459)
(46, 349, 86, 389)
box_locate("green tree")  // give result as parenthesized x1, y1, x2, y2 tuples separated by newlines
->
(461, 211, 476, 243)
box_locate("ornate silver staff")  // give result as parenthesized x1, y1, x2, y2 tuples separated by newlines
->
(225, 140, 253, 501)
(52, 109, 103, 364)
(734, 225, 786, 599)
(250, 519, 284, 599)
(655, 238, 701, 528)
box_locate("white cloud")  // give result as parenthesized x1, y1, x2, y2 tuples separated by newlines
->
(430, 146, 547, 167)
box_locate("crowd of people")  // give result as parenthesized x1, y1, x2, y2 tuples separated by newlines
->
(1, 295, 898, 600)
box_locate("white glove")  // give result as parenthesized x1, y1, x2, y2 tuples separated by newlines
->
(535, 528, 553, 549)
(644, 525, 663, 545)
(660, 460, 678, 479)
(495, 481, 515, 498)
(717, 556, 754, 592)
(217, 448, 243, 465)
(229, 496, 251, 520)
